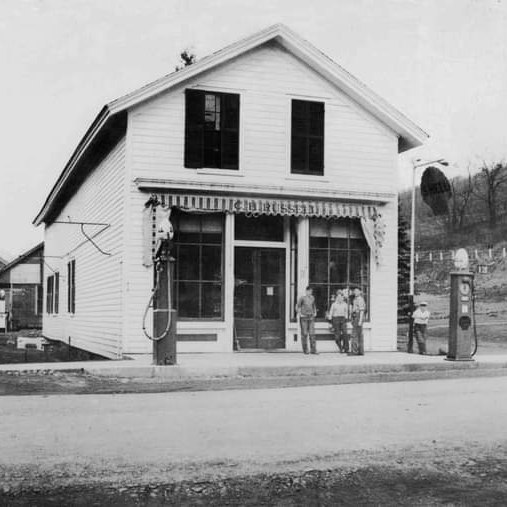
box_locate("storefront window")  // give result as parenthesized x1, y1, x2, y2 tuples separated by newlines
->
(309, 218, 369, 320)
(173, 211, 224, 319)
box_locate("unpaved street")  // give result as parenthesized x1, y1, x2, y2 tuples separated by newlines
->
(2, 377, 507, 505)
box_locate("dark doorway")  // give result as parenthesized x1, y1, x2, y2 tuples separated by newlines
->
(234, 247, 285, 349)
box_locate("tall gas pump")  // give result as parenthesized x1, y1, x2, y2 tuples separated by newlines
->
(142, 204, 177, 365)
(447, 248, 476, 361)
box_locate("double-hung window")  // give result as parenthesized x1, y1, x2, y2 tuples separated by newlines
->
(46, 272, 59, 314)
(185, 89, 240, 169)
(291, 99, 324, 175)
(67, 260, 75, 314)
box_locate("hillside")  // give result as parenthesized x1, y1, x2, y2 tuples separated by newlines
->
(399, 162, 507, 251)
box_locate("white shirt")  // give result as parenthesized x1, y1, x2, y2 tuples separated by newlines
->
(413, 308, 430, 325)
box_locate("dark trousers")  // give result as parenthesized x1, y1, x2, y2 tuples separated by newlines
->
(350, 316, 364, 355)
(332, 317, 347, 352)
(300, 317, 316, 353)
(414, 323, 427, 354)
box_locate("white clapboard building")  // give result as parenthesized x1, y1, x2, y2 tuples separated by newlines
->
(34, 24, 427, 359)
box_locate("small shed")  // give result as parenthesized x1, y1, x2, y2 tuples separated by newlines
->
(0, 243, 44, 330)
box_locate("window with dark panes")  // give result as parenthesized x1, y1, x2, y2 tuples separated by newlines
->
(185, 90, 240, 170)
(67, 260, 75, 314)
(46, 275, 54, 314)
(309, 218, 369, 320)
(234, 215, 284, 242)
(173, 211, 224, 319)
(291, 99, 324, 175)
(54, 272, 59, 314)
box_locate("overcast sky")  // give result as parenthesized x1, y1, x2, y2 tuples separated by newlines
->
(1, 0, 506, 258)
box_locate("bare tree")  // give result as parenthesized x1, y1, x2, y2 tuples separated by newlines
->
(448, 170, 473, 232)
(471, 161, 507, 228)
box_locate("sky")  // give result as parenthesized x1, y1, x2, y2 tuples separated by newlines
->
(1, 0, 506, 259)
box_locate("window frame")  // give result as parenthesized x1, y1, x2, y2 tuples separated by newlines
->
(309, 218, 370, 321)
(46, 275, 54, 314)
(290, 99, 325, 176)
(172, 212, 225, 321)
(184, 89, 240, 171)
(67, 260, 75, 314)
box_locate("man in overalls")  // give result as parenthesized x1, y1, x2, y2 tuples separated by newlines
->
(349, 288, 366, 355)
(296, 286, 317, 354)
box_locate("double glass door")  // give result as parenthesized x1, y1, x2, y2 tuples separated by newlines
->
(234, 247, 285, 349)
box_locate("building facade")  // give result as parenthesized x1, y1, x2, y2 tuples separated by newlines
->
(34, 25, 427, 359)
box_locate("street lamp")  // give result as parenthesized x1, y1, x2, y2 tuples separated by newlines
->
(407, 157, 449, 351)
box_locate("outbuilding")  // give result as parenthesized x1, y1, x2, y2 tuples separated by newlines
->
(34, 24, 427, 358)
(0, 243, 44, 331)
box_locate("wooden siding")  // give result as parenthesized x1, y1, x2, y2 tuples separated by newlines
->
(122, 40, 399, 354)
(42, 138, 126, 359)
(128, 41, 398, 194)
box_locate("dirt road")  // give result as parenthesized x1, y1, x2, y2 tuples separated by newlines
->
(2, 377, 507, 505)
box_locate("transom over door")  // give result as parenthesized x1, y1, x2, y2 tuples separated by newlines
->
(234, 247, 285, 349)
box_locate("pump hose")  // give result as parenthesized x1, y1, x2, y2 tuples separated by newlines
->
(471, 278, 478, 357)
(142, 262, 172, 341)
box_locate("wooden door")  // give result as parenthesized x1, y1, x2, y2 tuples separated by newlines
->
(234, 247, 285, 349)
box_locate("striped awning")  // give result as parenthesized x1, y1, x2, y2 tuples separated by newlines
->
(155, 193, 380, 220)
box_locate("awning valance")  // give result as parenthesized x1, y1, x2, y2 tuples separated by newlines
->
(154, 192, 380, 221)
(145, 193, 385, 266)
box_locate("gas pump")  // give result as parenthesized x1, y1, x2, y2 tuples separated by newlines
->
(447, 249, 477, 361)
(142, 205, 178, 365)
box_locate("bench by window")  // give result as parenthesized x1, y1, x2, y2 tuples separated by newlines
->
(291, 99, 324, 175)
(185, 90, 240, 170)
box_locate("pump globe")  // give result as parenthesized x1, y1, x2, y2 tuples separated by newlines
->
(454, 248, 469, 271)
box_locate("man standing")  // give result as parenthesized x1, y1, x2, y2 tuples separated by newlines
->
(411, 302, 430, 355)
(329, 290, 348, 352)
(349, 288, 366, 356)
(296, 286, 317, 354)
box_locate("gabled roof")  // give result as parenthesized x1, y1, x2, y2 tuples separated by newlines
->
(0, 242, 44, 275)
(34, 23, 428, 226)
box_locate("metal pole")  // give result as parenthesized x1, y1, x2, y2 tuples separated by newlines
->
(406, 157, 447, 352)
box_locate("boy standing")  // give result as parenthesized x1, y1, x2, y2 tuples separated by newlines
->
(411, 302, 430, 355)
(296, 286, 317, 354)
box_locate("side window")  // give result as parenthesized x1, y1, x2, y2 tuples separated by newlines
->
(54, 272, 59, 314)
(67, 260, 75, 314)
(46, 275, 54, 314)
(291, 99, 324, 175)
(185, 90, 240, 170)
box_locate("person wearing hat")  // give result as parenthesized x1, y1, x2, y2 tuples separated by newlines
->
(409, 301, 430, 354)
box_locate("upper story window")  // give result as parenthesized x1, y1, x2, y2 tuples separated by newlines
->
(291, 99, 324, 176)
(185, 89, 240, 170)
